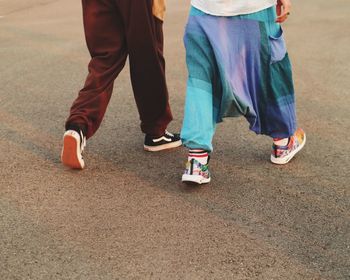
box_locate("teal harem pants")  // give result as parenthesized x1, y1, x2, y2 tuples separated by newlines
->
(66, 0, 173, 138)
(181, 6, 297, 152)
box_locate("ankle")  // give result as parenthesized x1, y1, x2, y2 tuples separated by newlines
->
(188, 149, 209, 165)
(66, 123, 87, 137)
(273, 137, 289, 146)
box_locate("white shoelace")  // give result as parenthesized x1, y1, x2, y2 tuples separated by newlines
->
(165, 130, 174, 137)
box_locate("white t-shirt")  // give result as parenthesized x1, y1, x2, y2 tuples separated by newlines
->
(191, 0, 277, 16)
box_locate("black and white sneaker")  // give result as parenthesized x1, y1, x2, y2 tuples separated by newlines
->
(144, 130, 182, 152)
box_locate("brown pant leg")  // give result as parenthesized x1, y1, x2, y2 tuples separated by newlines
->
(117, 0, 173, 137)
(66, 0, 127, 139)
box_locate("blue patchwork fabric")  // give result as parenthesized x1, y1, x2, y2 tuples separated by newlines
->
(181, 6, 297, 151)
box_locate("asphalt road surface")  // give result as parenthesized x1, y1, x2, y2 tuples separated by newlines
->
(0, 0, 349, 279)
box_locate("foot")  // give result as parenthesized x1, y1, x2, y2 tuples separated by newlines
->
(271, 128, 306, 165)
(144, 130, 182, 152)
(182, 158, 211, 184)
(61, 130, 86, 169)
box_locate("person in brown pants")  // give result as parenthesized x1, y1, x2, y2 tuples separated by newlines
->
(61, 0, 181, 169)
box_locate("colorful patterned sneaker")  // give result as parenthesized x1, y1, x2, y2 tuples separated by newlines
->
(144, 130, 182, 152)
(182, 158, 211, 184)
(61, 130, 86, 169)
(271, 128, 306, 165)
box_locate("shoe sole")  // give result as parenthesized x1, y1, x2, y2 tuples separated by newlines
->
(182, 174, 211, 185)
(144, 140, 182, 152)
(271, 134, 306, 165)
(61, 134, 85, 169)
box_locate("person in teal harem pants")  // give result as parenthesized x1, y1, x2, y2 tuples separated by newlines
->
(181, 0, 306, 184)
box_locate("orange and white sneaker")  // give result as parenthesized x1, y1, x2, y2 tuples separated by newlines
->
(61, 130, 86, 169)
(271, 128, 306, 165)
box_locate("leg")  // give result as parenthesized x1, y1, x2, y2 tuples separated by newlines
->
(117, 0, 172, 137)
(181, 80, 215, 184)
(242, 7, 297, 138)
(66, 0, 127, 139)
(181, 79, 218, 152)
(180, 10, 223, 184)
(180, 12, 221, 153)
(241, 7, 305, 164)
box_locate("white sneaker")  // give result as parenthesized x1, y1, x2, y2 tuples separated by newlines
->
(61, 130, 86, 169)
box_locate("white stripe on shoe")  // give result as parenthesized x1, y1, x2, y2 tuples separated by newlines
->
(152, 136, 173, 143)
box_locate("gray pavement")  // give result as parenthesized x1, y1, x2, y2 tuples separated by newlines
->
(0, 0, 349, 279)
